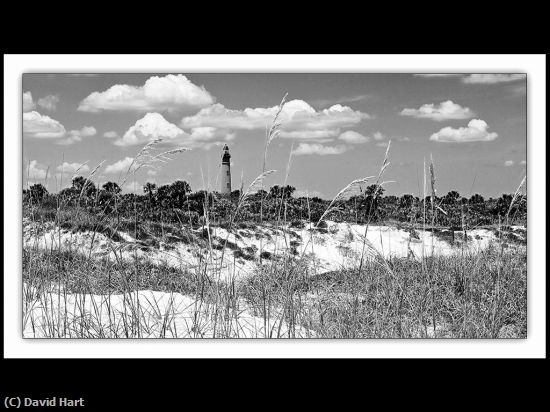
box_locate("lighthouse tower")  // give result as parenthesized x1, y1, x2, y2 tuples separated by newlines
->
(221, 144, 232, 194)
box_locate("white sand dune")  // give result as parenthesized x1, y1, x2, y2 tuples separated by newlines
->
(22, 220, 524, 338)
(23, 284, 312, 338)
(24, 220, 505, 282)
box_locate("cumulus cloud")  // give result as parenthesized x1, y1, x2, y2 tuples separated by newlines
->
(78, 74, 215, 113)
(116, 112, 235, 149)
(462, 74, 526, 84)
(400, 100, 474, 121)
(186, 127, 235, 149)
(24, 111, 96, 146)
(105, 157, 135, 174)
(56, 162, 90, 174)
(181, 99, 370, 140)
(23, 111, 66, 138)
(103, 131, 119, 139)
(430, 119, 498, 143)
(37, 95, 60, 111)
(116, 113, 187, 146)
(23, 91, 35, 112)
(278, 130, 339, 140)
(338, 130, 370, 144)
(57, 126, 97, 145)
(25, 160, 48, 180)
(373, 132, 386, 141)
(337, 130, 387, 144)
(504, 160, 515, 167)
(292, 143, 348, 156)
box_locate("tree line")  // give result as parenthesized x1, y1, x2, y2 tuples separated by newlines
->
(24, 176, 526, 228)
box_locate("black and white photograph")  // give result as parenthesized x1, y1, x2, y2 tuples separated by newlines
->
(21, 71, 529, 339)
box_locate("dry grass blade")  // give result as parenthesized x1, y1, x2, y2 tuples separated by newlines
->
(78, 160, 105, 202)
(506, 175, 526, 225)
(429, 154, 436, 209)
(316, 176, 374, 226)
(266, 93, 288, 148)
(74, 161, 89, 175)
(119, 141, 190, 188)
(240, 170, 277, 205)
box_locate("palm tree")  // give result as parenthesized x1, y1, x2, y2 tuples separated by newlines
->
(469, 193, 485, 204)
(364, 184, 385, 220)
(72, 175, 96, 200)
(28, 183, 48, 203)
(156, 184, 172, 209)
(170, 181, 191, 209)
(103, 181, 121, 194)
(442, 190, 460, 205)
(143, 182, 157, 209)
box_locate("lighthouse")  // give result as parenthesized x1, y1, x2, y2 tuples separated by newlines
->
(221, 144, 232, 194)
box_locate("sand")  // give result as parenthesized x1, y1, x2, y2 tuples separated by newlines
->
(24, 220, 505, 281)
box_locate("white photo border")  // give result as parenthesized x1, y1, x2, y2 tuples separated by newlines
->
(4, 54, 546, 358)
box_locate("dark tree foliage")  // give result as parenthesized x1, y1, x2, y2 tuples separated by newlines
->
(23, 179, 527, 227)
(269, 185, 296, 199)
(103, 182, 121, 194)
(27, 183, 48, 203)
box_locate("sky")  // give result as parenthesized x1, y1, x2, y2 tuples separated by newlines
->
(22, 73, 527, 199)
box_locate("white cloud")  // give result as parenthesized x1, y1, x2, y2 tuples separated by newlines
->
(105, 157, 135, 174)
(147, 169, 158, 177)
(57, 126, 97, 145)
(116, 113, 234, 149)
(78, 74, 215, 113)
(56, 162, 90, 174)
(25, 160, 48, 180)
(23, 92, 35, 112)
(292, 143, 348, 156)
(23, 111, 66, 138)
(24, 111, 96, 145)
(337, 130, 387, 144)
(279, 130, 339, 140)
(520, 160, 526, 165)
(116, 113, 187, 147)
(338, 130, 369, 144)
(188, 126, 233, 142)
(37, 95, 60, 111)
(462, 74, 526, 84)
(400, 100, 474, 121)
(181, 99, 370, 140)
(430, 119, 498, 143)
(504, 160, 515, 167)
(186, 127, 235, 149)
(103, 131, 119, 139)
